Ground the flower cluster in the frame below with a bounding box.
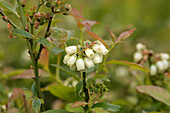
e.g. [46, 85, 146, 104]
[63, 40, 109, 71]
[133, 43, 169, 76]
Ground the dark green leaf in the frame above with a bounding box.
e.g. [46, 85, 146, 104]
[31, 82, 37, 97]
[11, 29, 33, 39]
[43, 109, 70, 113]
[51, 64, 80, 81]
[76, 81, 83, 100]
[86, 66, 95, 74]
[65, 103, 84, 112]
[32, 98, 41, 113]
[51, 47, 64, 56]
[106, 60, 149, 73]
[91, 102, 121, 112]
[48, 84, 76, 102]
[0, 1, 19, 17]
[136, 85, 170, 106]
[93, 75, 110, 82]
[37, 38, 51, 48]
[91, 108, 109, 113]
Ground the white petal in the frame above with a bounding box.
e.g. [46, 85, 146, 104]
[84, 58, 94, 68]
[134, 52, 143, 62]
[65, 46, 77, 54]
[76, 59, 85, 71]
[63, 54, 70, 64]
[93, 53, 102, 64]
[85, 48, 94, 58]
[67, 54, 77, 66]
[150, 65, 157, 76]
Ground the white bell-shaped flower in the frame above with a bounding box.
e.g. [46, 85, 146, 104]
[162, 60, 169, 70]
[150, 65, 157, 76]
[99, 44, 109, 55]
[65, 46, 77, 54]
[136, 43, 145, 51]
[67, 54, 77, 66]
[84, 58, 94, 68]
[76, 58, 85, 71]
[156, 61, 164, 72]
[92, 44, 100, 53]
[63, 54, 70, 64]
[134, 52, 143, 62]
[85, 48, 94, 58]
[92, 53, 103, 64]
[160, 53, 169, 60]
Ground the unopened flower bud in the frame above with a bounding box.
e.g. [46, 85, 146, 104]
[92, 53, 103, 64]
[85, 48, 94, 58]
[136, 43, 146, 51]
[65, 46, 77, 54]
[134, 52, 143, 62]
[143, 55, 148, 62]
[84, 58, 94, 68]
[65, 3, 71, 11]
[34, 21, 40, 29]
[76, 59, 85, 71]
[160, 53, 169, 60]
[156, 61, 164, 72]
[162, 60, 169, 70]
[67, 54, 77, 66]
[63, 54, 70, 64]
[150, 65, 157, 76]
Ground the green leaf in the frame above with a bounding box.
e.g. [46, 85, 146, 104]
[31, 82, 37, 97]
[11, 29, 33, 39]
[43, 109, 70, 113]
[51, 64, 80, 81]
[32, 98, 41, 113]
[93, 75, 110, 82]
[65, 103, 84, 112]
[91, 108, 109, 113]
[91, 102, 121, 112]
[0, 1, 19, 17]
[37, 38, 51, 48]
[50, 47, 64, 56]
[105, 60, 149, 73]
[136, 85, 170, 106]
[76, 81, 83, 100]
[35, 23, 48, 36]
[48, 84, 76, 102]
[71, 101, 88, 108]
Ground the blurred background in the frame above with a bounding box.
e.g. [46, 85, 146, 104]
[0, 0, 170, 112]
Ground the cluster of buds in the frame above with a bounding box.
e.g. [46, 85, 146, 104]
[44, 0, 71, 15]
[63, 40, 109, 71]
[133, 43, 169, 76]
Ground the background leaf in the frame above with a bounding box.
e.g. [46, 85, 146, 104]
[37, 38, 51, 49]
[48, 84, 76, 102]
[70, 101, 88, 108]
[50, 47, 64, 56]
[105, 60, 149, 73]
[136, 85, 170, 106]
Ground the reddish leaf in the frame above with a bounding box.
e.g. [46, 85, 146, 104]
[13, 69, 48, 79]
[106, 26, 116, 42]
[115, 28, 136, 44]
[165, 73, 170, 78]
[70, 7, 84, 22]
[80, 20, 100, 31]
[71, 101, 88, 108]
[39, 48, 49, 70]
[12, 88, 25, 99]
[85, 30, 108, 48]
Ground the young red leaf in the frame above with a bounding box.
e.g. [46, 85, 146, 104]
[85, 30, 108, 48]
[115, 28, 136, 44]
[106, 26, 116, 42]
[39, 48, 49, 70]
[70, 7, 84, 21]
[70, 101, 88, 108]
[81, 20, 100, 31]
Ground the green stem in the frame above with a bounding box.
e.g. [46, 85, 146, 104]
[82, 72, 89, 112]
[80, 29, 84, 46]
[56, 53, 62, 84]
